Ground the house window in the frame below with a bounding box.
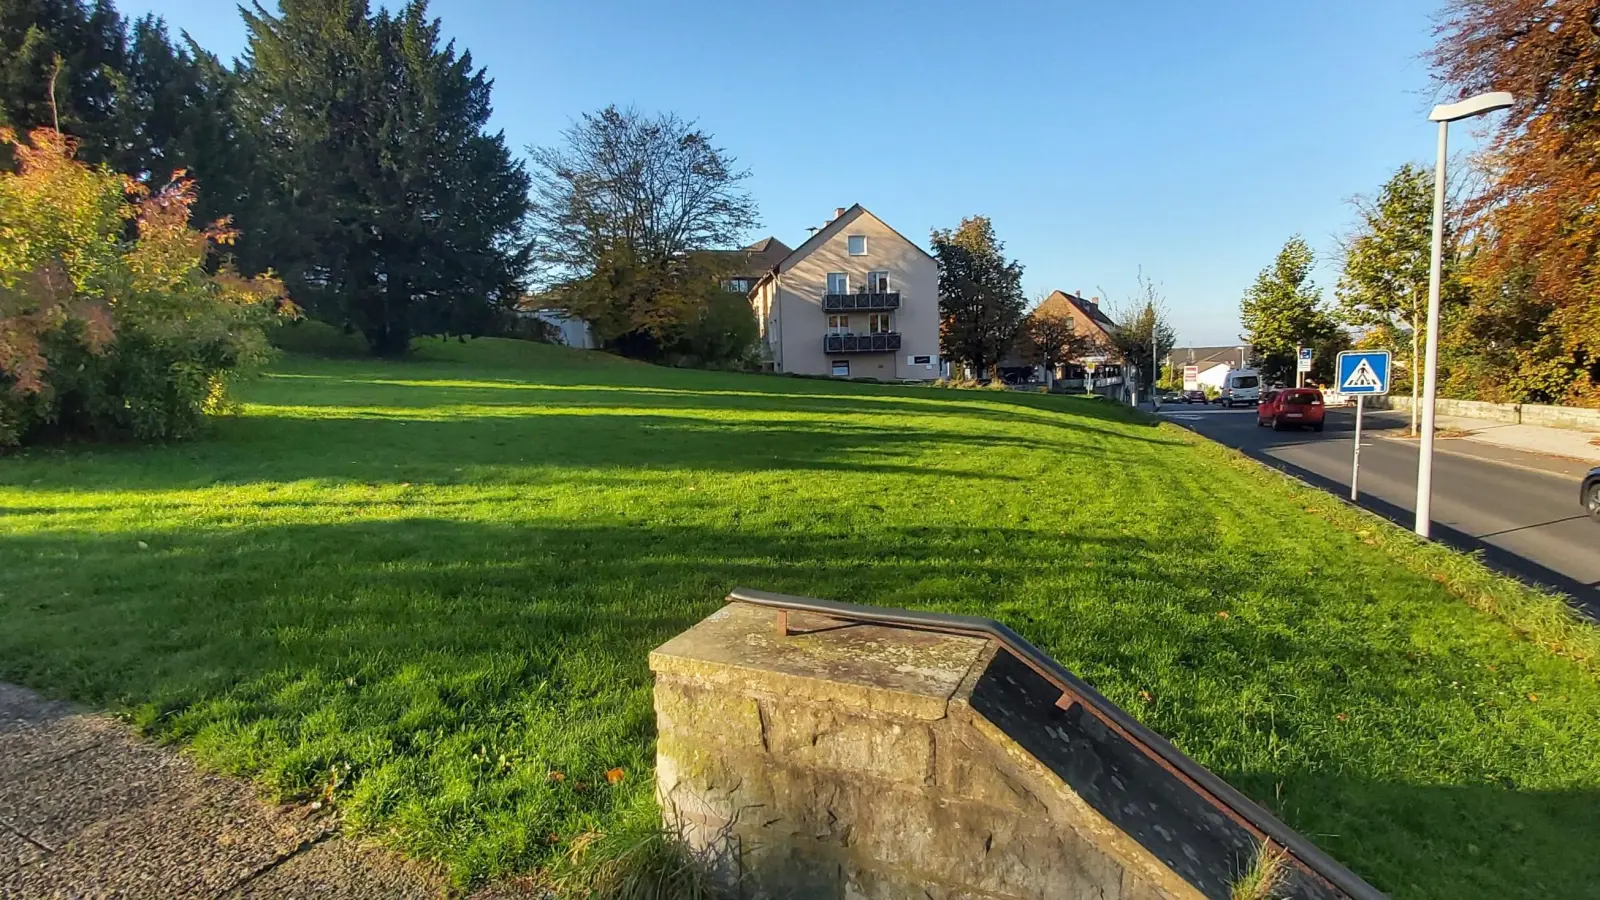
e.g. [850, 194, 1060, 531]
[827, 314, 850, 334]
[847, 235, 867, 256]
[827, 272, 848, 294]
[722, 277, 752, 293]
[868, 313, 893, 334]
[867, 270, 890, 292]
[831, 360, 850, 377]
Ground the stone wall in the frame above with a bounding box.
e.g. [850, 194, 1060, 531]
[1369, 395, 1600, 430]
[650, 603, 1364, 900]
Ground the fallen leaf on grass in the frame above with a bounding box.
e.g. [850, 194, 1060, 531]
[1138, 690, 1153, 703]
[1528, 694, 1539, 703]
[548, 770, 565, 783]
[1216, 610, 1231, 620]
[605, 767, 625, 784]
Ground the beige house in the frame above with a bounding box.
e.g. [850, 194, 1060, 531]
[748, 205, 940, 380]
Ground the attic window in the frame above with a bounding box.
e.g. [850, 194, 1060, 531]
[847, 235, 867, 256]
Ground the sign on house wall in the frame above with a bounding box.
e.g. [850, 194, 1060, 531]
[1182, 365, 1199, 391]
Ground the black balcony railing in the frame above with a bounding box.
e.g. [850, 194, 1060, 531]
[823, 292, 900, 312]
[824, 332, 902, 353]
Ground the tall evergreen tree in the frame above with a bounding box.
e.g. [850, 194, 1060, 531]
[240, 0, 531, 356]
[0, 0, 132, 167]
[1, 2, 255, 231]
[933, 215, 1025, 378]
[1240, 236, 1335, 385]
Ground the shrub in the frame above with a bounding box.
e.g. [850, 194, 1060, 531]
[0, 128, 290, 448]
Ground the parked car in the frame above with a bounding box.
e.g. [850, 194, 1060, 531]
[1218, 369, 1261, 407]
[1257, 387, 1325, 431]
[1180, 390, 1207, 404]
[1583, 467, 1600, 523]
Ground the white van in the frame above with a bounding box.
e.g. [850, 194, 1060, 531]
[1219, 369, 1261, 407]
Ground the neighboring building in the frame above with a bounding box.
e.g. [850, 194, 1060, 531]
[1167, 345, 1251, 390]
[707, 237, 791, 295]
[1000, 290, 1121, 383]
[516, 300, 599, 349]
[748, 205, 940, 380]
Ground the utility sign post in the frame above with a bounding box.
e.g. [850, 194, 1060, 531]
[1297, 346, 1313, 382]
[1336, 350, 1391, 501]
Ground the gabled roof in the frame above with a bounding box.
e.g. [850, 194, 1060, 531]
[1033, 290, 1117, 336]
[703, 236, 792, 278]
[752, 205, 935, 291]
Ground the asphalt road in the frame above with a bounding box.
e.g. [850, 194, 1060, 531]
[1159, 401, 1600, 614]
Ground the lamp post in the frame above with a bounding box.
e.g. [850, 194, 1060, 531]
[1414, 91, 1513, 538]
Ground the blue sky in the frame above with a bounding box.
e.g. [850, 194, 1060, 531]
[133, 0, 1464, 346]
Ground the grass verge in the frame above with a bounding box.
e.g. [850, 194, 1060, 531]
[1, 331, 1597, 898]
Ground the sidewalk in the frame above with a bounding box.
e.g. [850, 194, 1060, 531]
[1363, 407, 1600, 465]
[0, 683, 509, 899]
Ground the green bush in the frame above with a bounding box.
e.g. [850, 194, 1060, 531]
[0, 128, 288, 447]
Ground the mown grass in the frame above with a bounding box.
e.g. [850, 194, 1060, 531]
[2, 330, 1597, 898]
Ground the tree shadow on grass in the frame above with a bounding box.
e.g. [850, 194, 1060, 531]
[0, 516, 1595, 897]
[1, 405, 1140, 495]
[255, 363, 1178, 442]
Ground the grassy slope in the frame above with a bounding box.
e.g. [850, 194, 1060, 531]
[1, 332, 1596, 897]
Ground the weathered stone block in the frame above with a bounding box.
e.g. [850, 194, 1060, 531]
[650, 604, 989, 721]
[654, 678, 765, 749]
[652, 603, 1366, 900]
[761, 702, 934, 785]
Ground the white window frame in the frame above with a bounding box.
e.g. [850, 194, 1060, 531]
[827, 314, 850, 334]
[868, 313, 893, 334]
[826, 272, 848, 294]
[831, 360, 850, 377]
[847, 235, 867, 256]
[867, 270, 890, 292]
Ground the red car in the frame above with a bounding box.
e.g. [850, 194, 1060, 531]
[1257, 388, 1325, 431]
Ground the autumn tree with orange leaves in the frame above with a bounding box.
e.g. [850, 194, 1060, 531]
[1434, 0, 1600, 405]
[0, 128, 290, 447]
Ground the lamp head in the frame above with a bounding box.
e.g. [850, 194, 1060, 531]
[1429, 92, 1514, 123]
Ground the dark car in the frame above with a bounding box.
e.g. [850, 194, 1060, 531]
[1180, 390, 1207, 404]
[1583, 467, 1600, 523]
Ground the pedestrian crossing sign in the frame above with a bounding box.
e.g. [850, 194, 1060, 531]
[1336, 350, 1390, 395]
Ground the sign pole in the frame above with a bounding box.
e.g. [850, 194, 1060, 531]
[1350, 396, 1364, 501]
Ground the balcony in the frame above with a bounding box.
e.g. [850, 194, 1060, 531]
[824, 332, 902, 354]
[823, 292, 900, 312]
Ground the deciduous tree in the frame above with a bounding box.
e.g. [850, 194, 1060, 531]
[1337, 164, 1465, 431]
[1105, 271, 1176, 399]
[1018, 302, 1092, 389]
[933, 215, 1025, 378]
[1434, 0, 1600, 404]
[527, 105, 758, 361]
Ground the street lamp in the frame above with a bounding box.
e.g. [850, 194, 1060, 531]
[1415, 91, 1513, 538]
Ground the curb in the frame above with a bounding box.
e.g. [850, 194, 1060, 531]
[1367, 432, 1588, 482]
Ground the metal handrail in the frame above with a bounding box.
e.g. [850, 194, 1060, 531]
[726, 587, 1387, 900]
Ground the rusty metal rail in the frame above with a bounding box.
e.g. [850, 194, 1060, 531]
[728, 587, 1387, 900]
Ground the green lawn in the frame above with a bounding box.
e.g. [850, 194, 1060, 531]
[2, 333, 1597, 898]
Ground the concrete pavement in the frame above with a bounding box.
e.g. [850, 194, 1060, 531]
[0, 683, 463, 899]
[1159, 402, 1600, 615]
